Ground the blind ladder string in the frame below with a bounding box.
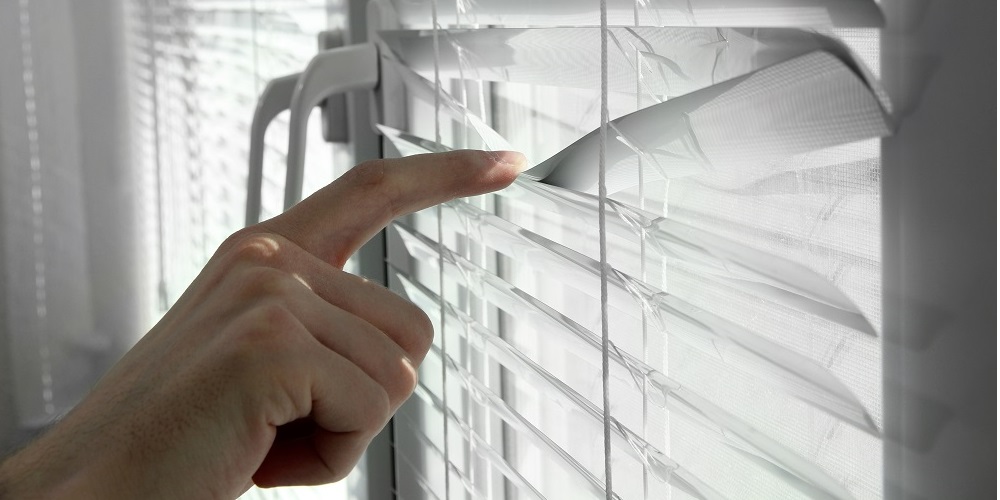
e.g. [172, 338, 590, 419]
[453, 4, 481, 491]
[599, 1, 613, 499]
[633, 2, 651, 500]
[430, 1, 450, 499]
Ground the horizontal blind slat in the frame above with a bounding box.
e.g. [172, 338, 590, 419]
[414, 350, 619, 500]
[387, 0, 884, 28]
[390, 216, 877, 436]
[385, 124, 876, 331]
[422, 345, 727, 500]
[383, 131, 878, 337]
[400, 387, 549, 500]
[382, 27, 859, 96]
[393, 267, 855, 500]
[391, 50, 890, 194]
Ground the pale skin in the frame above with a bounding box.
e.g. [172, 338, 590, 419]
[0, 150, 526, 499]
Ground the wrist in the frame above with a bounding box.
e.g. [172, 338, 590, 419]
[0, 434, 112, 499]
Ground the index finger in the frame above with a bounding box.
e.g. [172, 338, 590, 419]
[262, 150, 526, 267]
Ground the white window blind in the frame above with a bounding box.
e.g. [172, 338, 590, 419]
[376, 1, 889, 499]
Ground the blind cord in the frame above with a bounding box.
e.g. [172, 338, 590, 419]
[633, 3, 651, 500]
[430, 2, 450, 499]
[599, 0, 612, 499]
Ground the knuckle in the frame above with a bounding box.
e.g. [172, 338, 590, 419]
[220, 302, 313, 421]
[225, 303, 305, 378]
[231, 300, 301, 349]
[221, 306, 292, 371]
[254, 300, 301, 334]
[364, 386, 392, 433]
[327, 466, 351, 484]
[349, 159, 387, 192]
[223, 231, 288, 269]
[217, 227, 254, 254]
[393, 356, 419, 399]
[235, 266, 300, 300]
[322, 436, 369, 482]
[403, 303, 435, 355]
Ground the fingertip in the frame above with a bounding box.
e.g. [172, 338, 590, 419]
[487, 150, 528, 173]
[474, 150, 526, 193]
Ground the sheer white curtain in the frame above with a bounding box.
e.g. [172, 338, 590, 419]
[0, 0, 140, 449]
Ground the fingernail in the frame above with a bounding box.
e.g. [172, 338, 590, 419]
[488, 150, 528, 173]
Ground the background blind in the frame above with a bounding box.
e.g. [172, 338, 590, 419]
[123, 0, 353, 320]
[378, 1, 888, 499]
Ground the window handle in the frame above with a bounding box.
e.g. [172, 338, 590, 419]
[284, 42, 380, 211]
[246, 72, 300, 226]
[245, 40, 380, 225]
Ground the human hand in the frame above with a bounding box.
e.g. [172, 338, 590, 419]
[0, 150, 526, 499]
